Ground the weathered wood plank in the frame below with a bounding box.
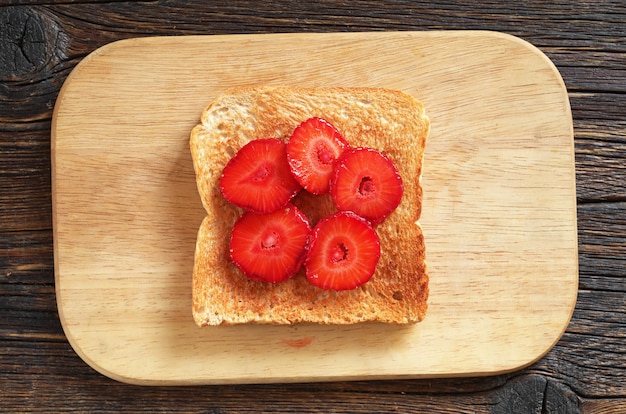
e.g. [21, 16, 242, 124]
[577, 202, 626, 290]
[0, 128, 52, 232]
[0, 368, 583, 413]
[0, 229, 53, 280]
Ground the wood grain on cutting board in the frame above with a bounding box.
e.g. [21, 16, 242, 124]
[51, 31, 577, 385]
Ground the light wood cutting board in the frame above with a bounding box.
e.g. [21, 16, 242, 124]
[52, 31, 578, 385]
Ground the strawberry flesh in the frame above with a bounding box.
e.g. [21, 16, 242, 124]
[304, 211, 380, 291]
[331, 147, 403, 225]
[229, 204, 311, 283]
[220, 138, 302, 214]
[287, 117, 349, 194]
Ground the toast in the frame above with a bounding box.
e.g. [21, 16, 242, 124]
[190, 86, 430, 326]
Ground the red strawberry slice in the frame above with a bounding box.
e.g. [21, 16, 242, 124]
[220, 138, 302, 214]
[229, 204, 311, 283]
[286, 117, 349, 194]
[304, 211, 380, 291]
[331, 147, 403, 225]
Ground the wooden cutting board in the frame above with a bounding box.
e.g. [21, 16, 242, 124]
[52, 31, 578, 385]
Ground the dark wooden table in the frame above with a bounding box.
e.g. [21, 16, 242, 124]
[2, 1, 624, 412]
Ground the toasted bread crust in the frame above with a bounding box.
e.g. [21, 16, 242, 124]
[190, 86, 430, 326]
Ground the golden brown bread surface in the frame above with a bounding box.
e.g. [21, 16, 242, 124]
[190, 86, 430, 326]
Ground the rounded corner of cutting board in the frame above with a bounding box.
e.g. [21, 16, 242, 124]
[57, 318, 164, 386]
[442, 30, 571, 101]
[54, 288, 141, 385]
[52, 39, 126, 139]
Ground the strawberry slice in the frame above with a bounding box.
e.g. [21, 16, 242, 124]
[220, 138, 302, 214]
[286, 117, 349, 194]
[330, 147, 403, 225]
[304, 211, 380, 291]
[229, 204, 311, 283]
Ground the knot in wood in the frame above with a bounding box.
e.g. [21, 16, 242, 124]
[0, 7, 54, 81]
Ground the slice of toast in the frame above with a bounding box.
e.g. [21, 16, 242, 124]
[190, 86, 430, 326]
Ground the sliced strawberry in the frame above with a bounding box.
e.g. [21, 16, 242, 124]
[331, 147, 403, 225]
[286, 117, 349, 194]
[220, 138, 302, 213]
[229, 204, 311, 283]
[304, 211, 380, 291]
